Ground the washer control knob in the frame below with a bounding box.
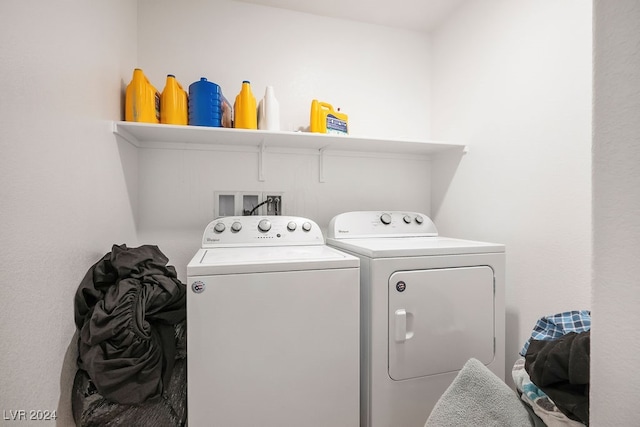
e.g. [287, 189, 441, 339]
[415, 215, 424, 224]
[380, 213, 392, 225]
[231, 221, 242, 232]
[403, 215, 412, 224]
[214, 222, 226, 233]
[302, 222, 312, 232]
[258, 219, 271, 232]
[287, 221, 297, 231]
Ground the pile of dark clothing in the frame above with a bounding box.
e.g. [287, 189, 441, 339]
[513, 310, 591, 426]
[72, 244, 187, 427]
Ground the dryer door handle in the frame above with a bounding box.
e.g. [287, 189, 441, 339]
[394, 309, 414, 342]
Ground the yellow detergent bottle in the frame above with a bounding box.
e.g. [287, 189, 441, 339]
[125, 68, 160, 123]
[160, 74, 188, 125]
[310, 99, 348, 134]
[234, 80, 257, 129]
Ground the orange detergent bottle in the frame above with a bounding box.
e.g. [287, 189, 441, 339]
[125, 68, 160, 123]
[234, 81, 257, 129]
[160, 74, 188, 125]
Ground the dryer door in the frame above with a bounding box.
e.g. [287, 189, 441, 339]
[388, 266, 494, 380]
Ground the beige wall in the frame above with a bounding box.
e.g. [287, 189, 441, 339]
[592, 0, 640, 424]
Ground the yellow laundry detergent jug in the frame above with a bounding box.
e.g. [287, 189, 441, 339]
[125, 68, 160, 123]
[160, 74, 188, 125]
[310, 99, 348, 134]
[234, 80, 257, 129]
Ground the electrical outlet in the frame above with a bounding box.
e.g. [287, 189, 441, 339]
[265, 194, 283, 216]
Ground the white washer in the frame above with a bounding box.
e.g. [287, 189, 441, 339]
[187, 216, 360, 427]
[326, 211, 505, 427]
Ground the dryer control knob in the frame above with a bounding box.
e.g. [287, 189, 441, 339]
[231, 221, 242, 232]
[415, 215, 424, 224]
[302, 221, 312, 232]
[403, 215, 412, 224]
[287, 221, 297, 231]
[214, 222, 226, 233]
[380, 213, 392, 225]
[258, 219, 271, 232]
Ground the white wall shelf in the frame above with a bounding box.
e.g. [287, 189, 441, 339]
[113, 121, 466, 182]
[114, 121, 465, 154]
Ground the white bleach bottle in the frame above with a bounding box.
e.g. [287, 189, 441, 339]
[257, 86, 280, 131]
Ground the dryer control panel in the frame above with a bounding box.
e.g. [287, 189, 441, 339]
[328, 211, 438, 239]
[202, 216, 324, 248]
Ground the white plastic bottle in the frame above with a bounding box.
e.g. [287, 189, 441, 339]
[257, 86, 280, 131]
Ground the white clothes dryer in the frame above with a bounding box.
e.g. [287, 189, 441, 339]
[187, 216, 360, 427]
[326, 211, 505, 427]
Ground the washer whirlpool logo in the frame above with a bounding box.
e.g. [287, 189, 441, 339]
[192, 281, 206, 294]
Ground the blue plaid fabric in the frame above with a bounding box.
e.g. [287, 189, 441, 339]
[520, 310, 591, 356]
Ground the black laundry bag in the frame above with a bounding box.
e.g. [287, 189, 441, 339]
[72, 321, 187, 427]
[72, 244, 187, 426]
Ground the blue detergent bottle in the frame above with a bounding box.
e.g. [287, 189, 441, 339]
[188, 77, 223, 127]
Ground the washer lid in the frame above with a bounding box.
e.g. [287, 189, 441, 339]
[326, 236, 504, 258]
[187, 245, 359, 275]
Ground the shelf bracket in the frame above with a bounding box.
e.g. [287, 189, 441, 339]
[319, 147, 326, 183]
[258, 139, 266, 182]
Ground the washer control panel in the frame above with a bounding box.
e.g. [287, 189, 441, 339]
[202, 216, 323, 247]
[327, 211, 438, 239]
